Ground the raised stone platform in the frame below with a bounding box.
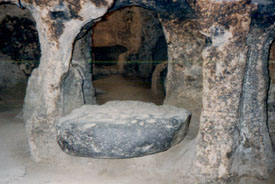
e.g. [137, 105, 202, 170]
[56, 101, 191, 159]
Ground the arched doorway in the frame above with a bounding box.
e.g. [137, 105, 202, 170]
[91, 6, 168, 105]
[0, 3, 40, 108]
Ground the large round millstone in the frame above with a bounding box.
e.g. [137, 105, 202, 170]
[56, 101, 191, 159]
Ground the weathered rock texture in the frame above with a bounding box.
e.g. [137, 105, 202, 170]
[233, 24, 274, 180]
[157, 13, 205, 144]
[162, 19, 205, 105]
[0, 4, 39, 88]
[0, 0, 272, 183]
[61, 30, 96, 115]
[151, 61, 168, 97]
[268, 41, 275, 149]
[195, 0, 274, 182]
[21, 0, 114, 161]
[0, 15, 40, 61]
[57, 101, 191, 158]
[0, 56, 27, 89]
[0, 3, 32, 27]
[0, 4, 40, 61]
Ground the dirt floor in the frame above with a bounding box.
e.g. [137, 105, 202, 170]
[93, 75, 164, 105]
[93, 75, 200, 139]
[0, 78, 185, 184]
[0, 102, 183, 184]
[0, 75, 274, 184]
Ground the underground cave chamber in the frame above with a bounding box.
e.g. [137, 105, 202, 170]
[0, 0, 274, 183]
[0, 4, 170, 110]
[91, 6, 168, 105]
[0, 4, 203, 157]
[0, 3, 40, 104]
[55, 6, 193, 159]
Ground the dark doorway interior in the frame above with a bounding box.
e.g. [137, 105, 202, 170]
[91, 6, 168, 105]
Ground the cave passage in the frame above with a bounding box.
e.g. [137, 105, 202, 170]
[91, 6, 168, 105]
[0, 3, 40, 106]
[93, 75, 164, 105]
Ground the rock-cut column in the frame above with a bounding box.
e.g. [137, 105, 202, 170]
[21, 0, 114, 161]
[195, 0, 264, 181]
[161, 19, 205, 106]
[231, 14, 275, 181]
[195, 0, 275, 182]
[61, 30, 96, 115]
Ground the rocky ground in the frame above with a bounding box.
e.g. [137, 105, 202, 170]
[0, 76, 274, 184]
[0, 106, 180, 184]
[0, 80, 183, 184]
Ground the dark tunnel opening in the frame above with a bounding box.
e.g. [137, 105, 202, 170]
[91, 6, 168, 105]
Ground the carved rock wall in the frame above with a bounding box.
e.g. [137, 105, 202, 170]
[0, 57, 27, 89]
[195, 0, 274, 182]
[0, 4, 40, 61]
[0, 0, 273, 183]
[159, 19, 205, 139]
[0, 4, 39, 88]
[61, 31, 96, 115]
[162, 19, 205, 105]
[268, 41, 275, 149]
[21, 0, 114, 161]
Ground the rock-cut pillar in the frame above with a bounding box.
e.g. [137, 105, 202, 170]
[61, 30, 96, 115]
[194, 0, 271, 181]
[231, 16, 275, 180]
[21, 0, 113, 161]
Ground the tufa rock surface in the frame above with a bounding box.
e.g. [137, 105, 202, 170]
[0, 56, 27, 89]
[56, 101, 191, 158]
[21, 0, 114, 161]
[0, 15, 40, 61]
[3, 0, 271, 182]
[268, 41, 275, 149]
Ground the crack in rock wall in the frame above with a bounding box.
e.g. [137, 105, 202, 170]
[268, 41, 275, 150]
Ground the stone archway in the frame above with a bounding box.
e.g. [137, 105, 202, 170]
[91, 6, 167, 81]
[0, 3, 40, 103]
[1, 0, 273, 183]
[16, 0, 205, 167]
[90, 5, 169, 105]
[20, 0, 114, 161]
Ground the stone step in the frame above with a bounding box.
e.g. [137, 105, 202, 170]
[56, 101, 191, 159]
